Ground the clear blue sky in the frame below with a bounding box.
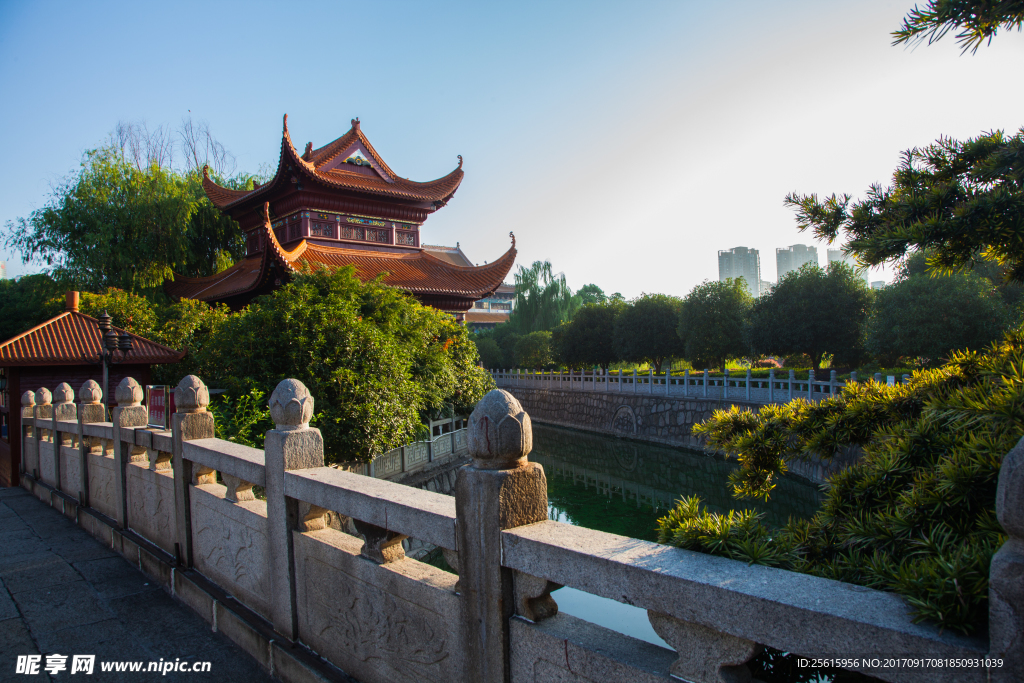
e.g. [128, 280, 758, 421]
[2, 1, 1022, 296]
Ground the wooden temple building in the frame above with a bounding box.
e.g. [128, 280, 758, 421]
[0, 292, 184, 487]
[165, 116, 516, 319]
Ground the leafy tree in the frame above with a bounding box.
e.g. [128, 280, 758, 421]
[612, 294, 684, 373]
[678, 279, 753, 371]
[893, 0, 1024, 53]
[506, 261, 581, 333]
[747, 263, 871, 370]
[577, 283, 607, 305]
[189, 266, 493, 462]
[865, 271, 1008, 365]
[0, 274, 64, 342]
[489, 324, 522, 368]
[74, 289, 159, 338]
[664, 330, 1024, 634]
[552, 301, 624, 370]
[473, 336, 503, 369]
[514, 330, 554, 369]
[3, 120, 259, 294]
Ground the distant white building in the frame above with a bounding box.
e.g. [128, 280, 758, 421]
[871, 280, 886, 290]
[776, 244, 818, 280]
[719, 247, 762, 296]
[827, 248, 869, 284]
[0, 261, 6, 280]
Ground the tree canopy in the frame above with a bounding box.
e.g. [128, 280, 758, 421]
[893, 0, 1024, 53]
[552, 301, 624, 370]
[505, 261, 581, 334]
[613, 294, 684, 373]
[186, 267, 492, 463]
[3, 120, 258, 295]
[865, 271, 1007, 365]
[677, 279, 752, 371]
[785, 129, 1024, 283]
[747, 263, 871, 370]
[577, 283, 607, 305]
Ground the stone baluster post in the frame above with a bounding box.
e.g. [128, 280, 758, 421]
[618, 368, 623, 393]
[723, 368, 729, 400]
[456, 389, 547, 683]
[20, 391, 35, 477]
[788, 369, 795, 400]
[76, 380, 104, 505]
[874, 372, 882, 384]
[632, 368, 637, 394]
[666, 367, 671, 395]
[902, 373, 910, 385]
[50, 383, 76, 492]
[34, 388, 52, 482]
[830, 370, 837, 396]
[682, 369, 689, 397]
[112, 378, 148, 529]
[265, 379, 325, 641]
[172, 375, 215, 568]
[703, 369, 709, 398]
[989, 436, 1024, 680]
[649, 367, 654, 394]
[745, 369, 751, 402]
[808, 368, 815, 400]
[850, 370, 857, 384]
[769, 368, 775, 403]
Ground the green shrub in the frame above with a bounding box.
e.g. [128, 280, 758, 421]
[657, 329, 1024, 634]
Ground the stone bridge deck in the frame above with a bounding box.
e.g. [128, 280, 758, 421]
[0, 487, 300, 682]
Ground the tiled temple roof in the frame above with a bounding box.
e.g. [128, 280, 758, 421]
[201, 116, 464, 210]
[0, 311, 185, 367]
[165, 205, 516, 305]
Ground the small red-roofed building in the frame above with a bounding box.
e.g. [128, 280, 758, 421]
[0, 292, 184, 487]
[166, 116, 516, 319]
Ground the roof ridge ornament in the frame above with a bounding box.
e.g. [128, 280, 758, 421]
[351, 117, 360, 131]
[510, 231, 516, 248]
[458, 155, 463, 169]
[303, 142, 313, 161]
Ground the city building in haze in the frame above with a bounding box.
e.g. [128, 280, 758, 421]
[719, 247, 762, 296]
[827, 248, 869, 284]
[776, 244, 818, 280]
[871, 281, 886, 290]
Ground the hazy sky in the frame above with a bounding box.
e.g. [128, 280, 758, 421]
[2, 1, 1022, 297]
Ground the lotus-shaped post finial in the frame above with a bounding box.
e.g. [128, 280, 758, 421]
[269, 379, 314, 430]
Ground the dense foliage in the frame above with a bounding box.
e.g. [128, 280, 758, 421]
[865, 271, 1008, 365]
[0, 274, 65, 341]
[513, 331, 554, 369]
[612, 294, 684, 373]
[659, 330, 1024, 633]
[748, 262, 872, 369]
[184, 267, 492, 463]
[678, 279, 752, 371]
[552, 301, 625, 370]
[3, 146, 255, 294]
[505, 260, 581, 334]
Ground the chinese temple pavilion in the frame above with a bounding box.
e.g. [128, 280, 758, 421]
[164, 116, 516, 318]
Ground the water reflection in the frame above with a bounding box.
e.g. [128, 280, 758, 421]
[531, 423, 823, 652]
[532, 423, 822, 543]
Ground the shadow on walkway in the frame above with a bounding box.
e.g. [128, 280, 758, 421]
[0, 487, 276, 682]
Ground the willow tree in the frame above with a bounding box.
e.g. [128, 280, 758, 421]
[506, 260, 581, 334]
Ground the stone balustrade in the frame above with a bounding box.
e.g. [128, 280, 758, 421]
[492, 368, 914, 405]
[14, 374, 1022, 683]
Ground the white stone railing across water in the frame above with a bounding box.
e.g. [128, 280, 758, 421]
[491, 367, 913, 404]
[14, 375, 1022, 683]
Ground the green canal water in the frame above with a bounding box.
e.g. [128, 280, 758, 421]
[529, 424, 824, 654]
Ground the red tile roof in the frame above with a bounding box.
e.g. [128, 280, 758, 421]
[422, 244, 474, 268]
[0, 311, 185, 367]
[201, 115, 464, 210]
[165, 204, 517, 305]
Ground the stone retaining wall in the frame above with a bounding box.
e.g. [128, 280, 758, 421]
[503, 385, 857, 485]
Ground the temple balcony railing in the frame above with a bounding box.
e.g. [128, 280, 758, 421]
[13, 375, 1022, 683]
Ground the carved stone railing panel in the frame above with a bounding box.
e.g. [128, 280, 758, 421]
[648, 611, 762, 683]
[405, 441, 429, 469]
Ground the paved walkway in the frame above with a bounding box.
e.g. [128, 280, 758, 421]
[0, 487, 276, 682]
